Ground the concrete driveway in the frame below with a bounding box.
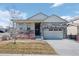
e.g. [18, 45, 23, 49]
[45, 39, 79, 56]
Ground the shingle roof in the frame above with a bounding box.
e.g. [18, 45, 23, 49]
[13, 12, 68, 23]
[44, 15, 68, 22]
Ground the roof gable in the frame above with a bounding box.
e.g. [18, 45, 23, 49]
[27, 13, 48, 21]
[44, 15, 68, 22]
[70, 17, 79, 23]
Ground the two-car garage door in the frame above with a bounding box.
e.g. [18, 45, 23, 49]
[44, 30, 63, 39]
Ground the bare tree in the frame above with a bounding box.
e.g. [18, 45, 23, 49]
[8, 9, 21, 44]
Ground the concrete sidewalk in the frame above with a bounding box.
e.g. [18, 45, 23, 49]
[45, 39, 79, 56]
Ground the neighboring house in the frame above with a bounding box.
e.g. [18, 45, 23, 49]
[12, 13, 68, 39]
[67, 18, 79, 36]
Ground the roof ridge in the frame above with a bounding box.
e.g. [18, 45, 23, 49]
[27, 12, 48, 20]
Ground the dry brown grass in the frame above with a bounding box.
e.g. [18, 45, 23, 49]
[0, 41, 57, 55]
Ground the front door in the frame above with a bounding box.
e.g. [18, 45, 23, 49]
[35, 23, 41, 36]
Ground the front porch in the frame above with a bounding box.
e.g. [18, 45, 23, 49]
[13, 20, 43, 39]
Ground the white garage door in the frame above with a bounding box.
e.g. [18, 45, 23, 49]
[44, 31, 63, 39]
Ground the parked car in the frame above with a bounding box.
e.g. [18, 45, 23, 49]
[0, 30, 5, 33]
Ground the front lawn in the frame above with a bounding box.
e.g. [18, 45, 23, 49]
[0, 41, 57, 55]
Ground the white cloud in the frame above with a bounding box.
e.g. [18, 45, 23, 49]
[0, 9, 27, 28]
[50, 3, 64, 8]
[61, 16, 73, 21]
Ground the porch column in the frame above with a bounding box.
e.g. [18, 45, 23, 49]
[41, 22, 44, 40]
[63, 27, 67, 39]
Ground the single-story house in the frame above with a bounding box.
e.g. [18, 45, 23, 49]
[12, 13, 68, 39]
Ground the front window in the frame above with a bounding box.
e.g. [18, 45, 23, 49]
[27, 27, 30, 31]
[59, 28, 62, 31]
[20, 27, 23, 30]
[49, 27, 53, 31]
[54, 28, 58, 31]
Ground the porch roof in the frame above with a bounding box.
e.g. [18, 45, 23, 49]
[12, 20, 44, 23]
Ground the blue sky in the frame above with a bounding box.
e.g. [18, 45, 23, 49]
[0, 3, 79, 27]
